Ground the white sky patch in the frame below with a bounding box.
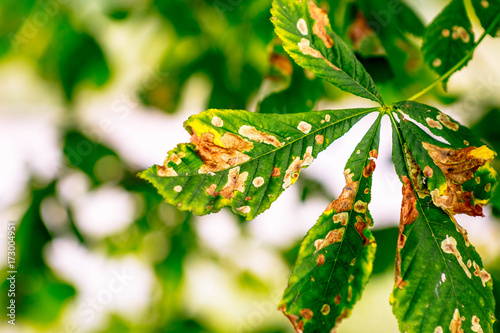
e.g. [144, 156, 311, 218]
[72, 185, 136, 238]
[45, 238, 154, 332]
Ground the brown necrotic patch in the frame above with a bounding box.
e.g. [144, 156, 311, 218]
[333, 212, 348, 225]
[238, 125, 283, 147]
[279, 305, 304, 333]
[441, 235, 471, 278]
[314, 227, 345, 252]
[300, 308, 313, 320]
[271, 52, 293, 76]
[473, 261, 491, 287]
[315, 135, 324, 144]
[271, 167, 281, 177]
[157, 165, 178, 177]
[363, 150, 378, 178]
[192, 132, 252, 173]
[449, 308, 464, 333]
[308, 1, 334, 48]
[219, 167, 248, 199]
[317, 254, 326, 266]
[324, 169, 359, 213]
[355, 216, 370, 246]
[334, 294, 341, 305]
[395, 176, 419, 289]
[422, 142, 495, 216]
[426, 117, 443, 129]
[437, 113, 459, 131]
[321, 304, 330, 315]
[471, 315, 482, 333]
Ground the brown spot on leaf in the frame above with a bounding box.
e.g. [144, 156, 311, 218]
[355, 216, 369, 246]
[297, 38, 340, 70]
[364, 188, 369, 194]
[157, 165, 178, 177]
[441, 236, 471, 278]
[450, 308, 464, 333]
[395, 176, 418, 288]
[434, 326, 444, 333]
[324, 169, 359, 213]
[437, 113, 459, 131]
[350, 258, 356, 265]
[426, 117, 443, 129]
[271, 167, 281, 177]
[206, 184, 217, 196]
[485, 183, 491, 192]
[314, 227, 345, 252]
[192, 132, 253, 172]
[401, 176, 419, 225]
[354, 200, 367, 213]
[279, 305, 304, 333]
[283, 157, 303, 189]
[363, 159, 376, 178]
[174, 185, 182, 193]
[237, 206, 250, 214]
[298, 121, 312, 134]
[422, 143, 496, 216]
[471, 315, 483, 333]
[473, 261, 491, 287]
[333, 212, 348, 225]
[238, 125, 282, 147]
[317, 254, 326, 266]
[211, 116, 223, 127]
[297, 18, 309, 36]
[300, 308, 313, 320]
[424, 166, 433, 177]
[315, 134, 324, 144]
[253, 177, 265, 187]
[219, 167, 249, 199]
[334, 294, 341, 305]
[308, 1, 334, 47]
[321, 304, 330, 315]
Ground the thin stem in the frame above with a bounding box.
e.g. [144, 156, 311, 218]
[408, 13, 500, 101]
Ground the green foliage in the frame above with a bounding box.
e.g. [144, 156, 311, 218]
[140, 0, 500, 332]
[422, 0, 474, 87]
[139, 107, 378, 219]
[271, 0, 383, 104]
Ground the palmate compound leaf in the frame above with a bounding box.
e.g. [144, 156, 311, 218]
[279, 115, 381, 333]
[139, 107, 379, 220]
[392, 101, 498, 217]
[271, 0, 384, 105]
[422, 0, 475, 86]
[390, 115, 496, 333]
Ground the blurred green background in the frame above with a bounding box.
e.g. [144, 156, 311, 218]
[0, 0, 500, 332]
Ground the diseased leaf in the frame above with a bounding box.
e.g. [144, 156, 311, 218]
[390, 121, 496, 333]
[392, 101, 497, 217]
[271, 0, 384, 104]
[279, 115, 381, 332]
[139, 107, 378, 220]
[256, 40, 324, 114]
[422, 0, 474, 86]
[471, 0, 500, 37]
[356, 0, 422, 81]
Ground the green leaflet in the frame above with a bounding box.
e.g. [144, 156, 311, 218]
[422, 0, 474, 86]
[471, 0, 500, 37]
[270, 0, 384, 105]
[356, 0, 422, 81]
[390, 120, 496, 333]
[256, 41, 324, 114]
[139, 107, 378, 220]
[279, 115, 381, 332]
[391, 101, 497, 217]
